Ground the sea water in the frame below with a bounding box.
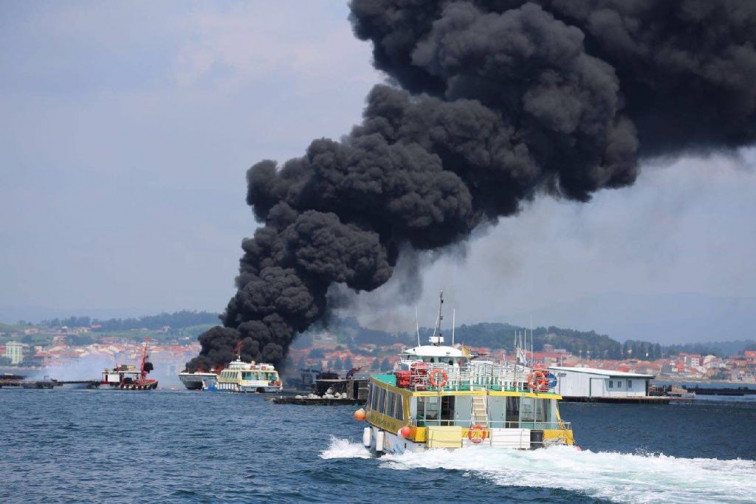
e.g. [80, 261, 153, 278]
[1, 389, 754, 503]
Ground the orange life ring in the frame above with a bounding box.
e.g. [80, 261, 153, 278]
[468, 424, 487, 444]
[428, 369, 448, 388]
[527, 370, 549, 391]
[274, 380, 282, 386]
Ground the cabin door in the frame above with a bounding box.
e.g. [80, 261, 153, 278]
[440, 396, 455, 425]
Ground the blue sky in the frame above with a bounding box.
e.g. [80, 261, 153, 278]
[1, 2, 755, 343]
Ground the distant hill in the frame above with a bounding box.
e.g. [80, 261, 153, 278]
[4, 304, 754, 358]
[306, 316, 754, 358]
[37, 311, 221, 331]
[509, 292, 756, 345]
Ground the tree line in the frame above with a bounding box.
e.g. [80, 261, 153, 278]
[39, 311, 220, 331]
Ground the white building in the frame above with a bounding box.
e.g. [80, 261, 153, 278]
[5, 341, 30, 365]
[549, 366, 655, 399]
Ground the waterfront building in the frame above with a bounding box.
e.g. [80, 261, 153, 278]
[5, 341, 30, 365]
[549, 366, 655, 401]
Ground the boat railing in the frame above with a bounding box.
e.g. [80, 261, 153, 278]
[399, 361, 541, 392]
[411, 417, 571, 432]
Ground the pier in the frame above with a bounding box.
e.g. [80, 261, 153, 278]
[559, 396, 693, 404]
[0, 378, 100, 389]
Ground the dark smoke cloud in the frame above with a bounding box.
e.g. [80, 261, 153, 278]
[188, 0, 756, 370]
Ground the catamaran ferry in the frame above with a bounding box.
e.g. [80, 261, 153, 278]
[356, 294, 574, 454]
[212, 357, 283, 393]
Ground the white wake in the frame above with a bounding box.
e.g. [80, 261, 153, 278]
[321, 439, 756, 503]
[320, 436, 372, 459]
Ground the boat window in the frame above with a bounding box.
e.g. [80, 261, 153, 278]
[370, 386, 376, 410]
[366, 384, 373, 410]
[417, 396, 439, 426]
[608, 380, 613, 388]
[387, 392, 396, 418]
[617, 380, 622, 388]
[394, 395, 404, 420]
[378, 388, 386, 415]
[242, 372, 250, 380]
[628, 380, 632, 387]
[520, 398, 547, 423]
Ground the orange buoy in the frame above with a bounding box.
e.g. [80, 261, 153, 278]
[353, 408, 366, 421]
[399, 426, 412, 437]
[428, 368, 448, 388]
[468, 424, 487, 444]
[527, 370, 547, 391]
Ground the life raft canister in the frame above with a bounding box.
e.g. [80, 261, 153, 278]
[468, 424, 487, 444]
[428, 368, 448, 388]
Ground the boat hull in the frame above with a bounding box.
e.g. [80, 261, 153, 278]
[366, 424, 572, 454]
[179, 372, 217, 390]
[213, 382, 282, 393]
[97, 380, 158, 390]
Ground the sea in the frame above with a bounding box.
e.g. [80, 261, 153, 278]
[1, 389, 754, 504]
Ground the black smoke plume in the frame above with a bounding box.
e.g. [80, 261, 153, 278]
[187, 0, 756, 371]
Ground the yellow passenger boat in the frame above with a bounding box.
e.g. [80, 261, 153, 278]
[356, 294, 574, 454]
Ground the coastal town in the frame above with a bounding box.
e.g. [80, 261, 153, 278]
[2, 321, 755, 387]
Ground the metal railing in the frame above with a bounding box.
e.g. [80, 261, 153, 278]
[411, 417, 571, 431]
[396, 361, 545, 392]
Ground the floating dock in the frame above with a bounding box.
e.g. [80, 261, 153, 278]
[268, 396, 363, 405]
[0, 378, 55, 389]
[0, 378, 101, 389]
[560, 396, 692, 404]
[269, 377, 368, 406]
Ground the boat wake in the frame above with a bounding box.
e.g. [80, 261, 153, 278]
[321, 439, 755, 503]
[320, 437, 372, 459]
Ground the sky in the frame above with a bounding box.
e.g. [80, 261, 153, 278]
[1, 2, 755, 343]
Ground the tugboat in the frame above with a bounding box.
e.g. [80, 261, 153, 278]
[99, 339, 158, 390]
[355, 292, 575, 454]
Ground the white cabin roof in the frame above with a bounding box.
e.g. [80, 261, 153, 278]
[400, 345, 467, 358]
[549, 366, 655, 379]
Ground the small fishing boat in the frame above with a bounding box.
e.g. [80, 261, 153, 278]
[355, 292, 575, 454]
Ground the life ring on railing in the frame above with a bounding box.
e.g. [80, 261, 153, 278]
[527, 370, 549, 392]
[428, 369, 448, 388]
[273, 380, 282, 386]
[468, 424, 487, 444]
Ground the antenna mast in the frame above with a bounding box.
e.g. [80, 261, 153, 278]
[452, 308, 456, 345]
[430, 290, 444, 346]
[415, 308, 421, 346]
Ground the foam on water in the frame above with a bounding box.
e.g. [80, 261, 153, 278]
[320, 440, 756, 503]
[320, 436, 372, 459]
[380, 445, 756, 504]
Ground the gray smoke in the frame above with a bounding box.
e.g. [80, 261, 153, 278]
[188, 0, 756, 371]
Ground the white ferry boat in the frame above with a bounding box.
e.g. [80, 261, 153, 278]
[356, 293, 574, 454]
[212, 357, 283, 393]
[178, 370, 218, 391]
